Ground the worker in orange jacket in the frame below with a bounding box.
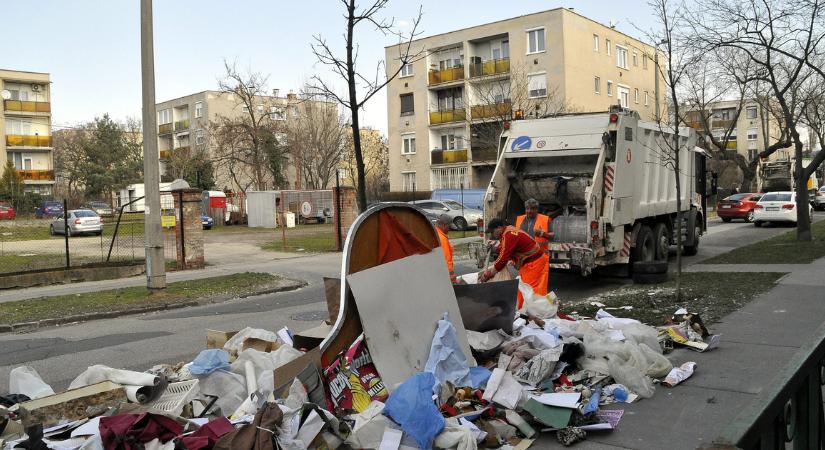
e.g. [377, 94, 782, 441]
[435, 214, 459, 284]
[515, 198, 553, 251]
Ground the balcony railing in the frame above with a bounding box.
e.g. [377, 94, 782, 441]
[726, 141, 737, 150]
[713, 119, 735, 129]
[4, 100, 50, 113]
[469, 58, 510, 78]
[159, 150, 171, 159]
[17, 170, 54, 181]
[471, 147, 498, 162]
[6, 135, 52, 147]
[174, 119, 190, 131]
[159, 123, 173, 134]
[431, 148, 468, 165]
[428, 67, 465, 86]
[471, 100, 512, 120]
[429, 108, 466, 125]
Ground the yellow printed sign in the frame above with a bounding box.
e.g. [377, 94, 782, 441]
[161, 215, 176, 228]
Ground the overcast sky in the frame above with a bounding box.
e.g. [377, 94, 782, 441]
[1, 1, 659, 135]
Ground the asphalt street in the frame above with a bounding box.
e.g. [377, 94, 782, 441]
[0, 214, 820, 392]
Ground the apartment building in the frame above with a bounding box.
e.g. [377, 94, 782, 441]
[155, 90, 321, 192]
[385, 8, 665, 192]
[0, 69, 55, 195]
[684, 99, 786, 162]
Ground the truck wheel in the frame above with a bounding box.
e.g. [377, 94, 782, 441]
[633, 271, 669, 284]
[453, 217, 468, 231]
[633, 261, 668, 275]
[682, 224, 701, 256]
[653, 223, 670, 262]
[632, 225, 656, 263]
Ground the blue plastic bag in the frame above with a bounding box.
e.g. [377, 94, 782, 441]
[468, 366, 492, 389]
[384, 372, 445, 450]
[189, 349, 231, 376]
[424, 313, 472, 389]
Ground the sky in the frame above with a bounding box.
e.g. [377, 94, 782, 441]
[1, 0, 659, 135]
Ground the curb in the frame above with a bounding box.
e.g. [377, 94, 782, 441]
[1, 278, 307, 333]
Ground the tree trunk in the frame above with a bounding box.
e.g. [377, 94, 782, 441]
[794, 140, 812, 241]
[346, 0, 368, 213]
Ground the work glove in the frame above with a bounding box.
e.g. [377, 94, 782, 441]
[478, 267, 496, 283]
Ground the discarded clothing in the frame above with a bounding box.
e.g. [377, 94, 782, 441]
[214, 402, 283, 450]
[99, 413, 182, 450]
[425, 313, 473, 389]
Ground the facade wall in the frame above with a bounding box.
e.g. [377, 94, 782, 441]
[0, 69, 55, 195]
[385, 8, 664, 193]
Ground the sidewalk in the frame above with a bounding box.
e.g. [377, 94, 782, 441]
[576, 257, 825, 449]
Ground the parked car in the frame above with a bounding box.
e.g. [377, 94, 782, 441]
[717, 193, 762, 223]
[409, 199, 483, 230]
[36, 201, 64, 219]
[202, 214, 214, 230]
[83, 201, 114, 217]
[49, 209, 103, 236]
[0, 205, 15, 220]
[753, 191, 813, 227]
[814, 186, 825, 211]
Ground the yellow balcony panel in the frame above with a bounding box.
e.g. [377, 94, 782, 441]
[6, 135, 52, 147]
[4, 100, 51, 113]
[428, 67, 465, 86]
[469, 58, 510, 78]
[159, 150, 171, 159]
[429, 109, 466, 125]
[174, 119, 190, 131]
[713, 119, 735, 129]
[17, 170, 55, 181]
[159, 123, 173, 134]
[431, 148, 468, 165]
[471, 101, 512, 120]
[726, 141, 737, 150]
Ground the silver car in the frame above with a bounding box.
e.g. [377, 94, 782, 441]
[50, 209, 103, 236]
[84, 201, 114, 217]
[815, 186, 825, 211]
[409, 199, 483, 230]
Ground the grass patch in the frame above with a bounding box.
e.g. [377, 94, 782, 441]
[0, 272, 283, 325]
[702, 220, 825, 264]
[262, 232, 337, 253]
[569, 272, 786, 325]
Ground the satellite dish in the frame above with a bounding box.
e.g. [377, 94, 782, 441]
[0, 90, 10, 100]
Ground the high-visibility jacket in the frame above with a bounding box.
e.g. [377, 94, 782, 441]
[437, 227, 457, 283]
[516, 213, 551, 248]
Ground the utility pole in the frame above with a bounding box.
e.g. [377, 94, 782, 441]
[140, 0, 166, 290]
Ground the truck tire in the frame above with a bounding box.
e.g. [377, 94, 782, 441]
[633, 261, 668, 275]
[682, 224, 701, 256]
[653, 223, 670, 262]
[632, 225, 656, 263]
[633, 271, 669, 284]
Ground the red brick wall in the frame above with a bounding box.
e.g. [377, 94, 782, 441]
[332, 187, 359, 250]
[173, 189, 205, 269]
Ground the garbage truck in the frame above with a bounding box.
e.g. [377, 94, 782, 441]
[482, 106, 704, 277]
[757, 159, 794, 193]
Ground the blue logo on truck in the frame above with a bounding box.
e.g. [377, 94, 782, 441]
[511, 136, 532, 151]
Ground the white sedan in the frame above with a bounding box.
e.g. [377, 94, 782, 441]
[753, 191, 813, 227]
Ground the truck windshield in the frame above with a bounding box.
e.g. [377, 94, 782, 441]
[761, 194, 792, 202]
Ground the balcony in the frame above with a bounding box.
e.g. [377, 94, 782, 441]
[17, 170, 55, 182]
[469, 58, 510, 78]
[429, 109, 466, 125]
[6, 135, 52, 147]
[159, 123, 173, 134]
[471, 147, 498, 162]
[159, 150, 171, 159]
[726, 141, 737, 150]
[428, 67, 465, 86]
[4, 100, 50, 113]
[471, 100, 512, 120]
[174, 119, 190, 131]
[431, 148, 468, 165]
[713, 119, 735, 129]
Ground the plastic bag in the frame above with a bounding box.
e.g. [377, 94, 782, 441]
[222, 327, 281, 355]
[9, 366, 54, 399]
[619, 323, 663, 355]
[425, 313, 472, 389]
[607, 355, 655, 398]
[383, 372, 445, 450]
[190, 349, 231, 376]
[517, 281, 558, 319]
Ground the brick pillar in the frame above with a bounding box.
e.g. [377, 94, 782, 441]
[332, 187, 359, 250]
[173, 188, 205, 269]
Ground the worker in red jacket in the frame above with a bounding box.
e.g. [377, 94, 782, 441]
[515, 198, 552, 251]
[479, 218, 549, 308]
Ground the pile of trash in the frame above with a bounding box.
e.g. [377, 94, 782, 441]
[0, 250, 720, 450]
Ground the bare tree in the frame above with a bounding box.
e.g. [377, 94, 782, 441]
[210, 61, 285, 193]
[283, 93, 345, 189]
[53, 126, 90, 204]
[693, 0, 824, 240]
[309, 0, 424, 212]
[341, 127, 389, 201]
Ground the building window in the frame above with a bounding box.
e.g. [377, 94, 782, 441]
[440, 132, 465, 150]
[23, 158, 32, 170]
[400, 93, 414, 116]
[437, 87, 464, 111]
[617, 46, 629, 69]
[714, 108, 734, 120]
[194, 101, 203, 118]
[634, 88, 639, 103]
[607, 81, 613, 96]
[402, 133, 416, 154]
[748, 149, 758, 160]
[632, 51, 639, 66]
[158, 109, 171, 124]
[195, 129, 204, 145]
[594, 76, 601, 94]
[605, 39, 611, 56]
[402, 172, 417, 191]
[593, 34, 599, 52]
[527, 72, 547, 98]
[618, 87, 629, 108]
[746, 106, 757, 119]
[526, 28, 546, 54]
[270, 106, 285, 120]
[729, 129, 738, 141]
[242, 105, 249, 113]
[644, 91, 649, 106]
[643, 55, 648, 69]
[257, 104, 265, 113]
[400, 62, 414, 77]
[747, 128, 758, 140]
